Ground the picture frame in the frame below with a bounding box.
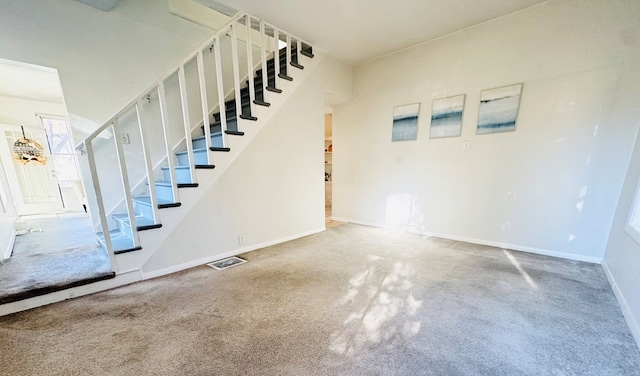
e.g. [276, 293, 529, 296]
[477, 83, 523, 135]
[392, 103, 420, 142]
[430, 94, 465, 139]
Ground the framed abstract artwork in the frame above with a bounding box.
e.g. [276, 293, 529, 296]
[430, 94, 465, 139]
[477, 83, 523, 135]
[392, 103, 420, 142]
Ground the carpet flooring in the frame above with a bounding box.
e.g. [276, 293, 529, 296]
[11, 214, 97, 257]
[0, 214, 114, 304]
[0, 224, 638, 375]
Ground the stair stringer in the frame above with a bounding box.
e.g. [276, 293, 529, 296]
[113, 52, 325, 274]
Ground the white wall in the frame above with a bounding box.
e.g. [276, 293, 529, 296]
[333, 0, 640, 262]
[0, 160, 17, 260]
[602, 45, 640, 347]
[141, 53, 354, 273]
[0, 0, 212, 126]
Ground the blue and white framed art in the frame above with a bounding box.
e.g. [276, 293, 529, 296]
[477, 83, 523, 135]
[392, 103, 420, 142]
[430, 94, 465, 139]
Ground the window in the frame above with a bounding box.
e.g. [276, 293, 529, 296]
[39, 116, 81, 186]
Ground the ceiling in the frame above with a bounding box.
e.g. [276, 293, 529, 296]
[198, 0, 549, 63]
[0, 59, 64, 104]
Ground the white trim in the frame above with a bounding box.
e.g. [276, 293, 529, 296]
[426, 232, 602, 264]
[331, 217, 602, 263]
[3, 229, 15, 260]
[624, 224, 640, 247]
[0, 269, 142, 317]
[331, 216, 384, 228]
[142, 228, 325, 280]
[602, 262, 640, 349]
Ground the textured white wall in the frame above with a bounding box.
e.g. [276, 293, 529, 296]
[333, 0, 640, 262]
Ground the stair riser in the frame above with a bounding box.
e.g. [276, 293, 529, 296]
[192, 134, 224, 150]
[134, 200, 154, 220]
[176, 149, 208, 166]
[155, 183, 176, 201]
[114, 216, 132, 235]
[161, 168, 192, 185]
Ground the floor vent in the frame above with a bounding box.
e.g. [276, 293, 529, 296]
[207, 256, 247, 270]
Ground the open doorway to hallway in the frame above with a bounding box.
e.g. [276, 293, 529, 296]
[0, 58, 113, 305]
[324, 110, 342, 229]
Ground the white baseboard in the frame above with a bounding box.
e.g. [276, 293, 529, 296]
[331, 217, 383, 228]
[427, 232, 602, 264]
[602, 262, 640, 349]
[331, 217, 602, 264]
[0, 269, 142, 317]
[142, 228, 326, 280]
[3, 229, 15, 261]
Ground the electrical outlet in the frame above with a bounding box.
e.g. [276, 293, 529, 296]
[238, 235, 245, 245]
[121, 133, 130, 144]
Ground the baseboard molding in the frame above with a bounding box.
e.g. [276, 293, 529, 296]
[427, 232, 603, 264]
[330, 217, 383, 228]
[0, 269, 142, 317]
[602, 262, 640, 349]
[3, 229, 15, 261]
[331, 217, 602, 264]
[142, 228, 326, 280]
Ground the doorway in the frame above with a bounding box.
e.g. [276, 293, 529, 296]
[324, 112, 342, 228]
[0, 58, 112, 304]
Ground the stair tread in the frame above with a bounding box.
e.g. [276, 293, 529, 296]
[254, 99, 271, 107]
[175, 148, 207, 156]
[134, 196, 178, 206]
[112, 214, 161, 231]
[300, 50, 314, 58]
[160, 165, 190, 171]
[192, 132, 224, 142]
[96, 230, 140, 253]
[266, 86, 282, 93]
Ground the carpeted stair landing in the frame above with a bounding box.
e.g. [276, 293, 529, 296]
[0, 246, 114, 305]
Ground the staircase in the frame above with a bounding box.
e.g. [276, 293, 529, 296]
[78, 13, 315, 272]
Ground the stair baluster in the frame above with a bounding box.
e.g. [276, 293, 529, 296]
[112, 118, 141, 249]
[135, 101, 160, 226]
[157, 82, 180, 204]
[245, 15, 257, 118]
[177, 65, 197, 182]
[213, 36, 229, 146]
[196, 50, 214, 165]
[259, 20, 269, 105]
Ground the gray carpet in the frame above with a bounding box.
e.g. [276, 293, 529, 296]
[0, 245, 114, 304]
[0, 224, 638, 375]
[11, 214, 97, 256]
[0, 214, 114, 304]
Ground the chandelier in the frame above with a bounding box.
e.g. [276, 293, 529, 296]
[12, 126, 47, 165]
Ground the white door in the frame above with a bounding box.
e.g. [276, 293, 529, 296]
[0, 124, 64, 215]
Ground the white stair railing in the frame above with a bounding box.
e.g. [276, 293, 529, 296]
[75, 11, 314, 262]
